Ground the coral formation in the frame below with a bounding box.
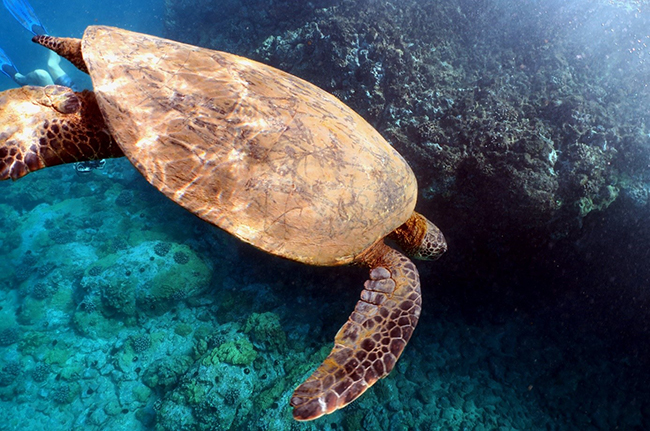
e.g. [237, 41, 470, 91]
[80, 241, 212, 319]
[0, 361, 21, 387]
[153, 242, 171, 257]
[172, 251, 189, 265]
[132, 334, 152, 354]
[0, 327, 20, 346]
[204, 338, 257, 366]
[114, 190, 134, 207]
[143, 356, 193, 391]
[31, 363, 49, 382]
[52, 383, 76, 404]
[243, 312, 286, 352]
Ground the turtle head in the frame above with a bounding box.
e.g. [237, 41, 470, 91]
[0, 86, 83, 135]
[0, 85, 81, 117]
[389, 211, 447, 261]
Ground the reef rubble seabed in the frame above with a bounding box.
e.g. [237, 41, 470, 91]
[2, 164, 646, 430]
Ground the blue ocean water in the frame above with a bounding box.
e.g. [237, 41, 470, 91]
[0, 0, 649, 430]
[0, 0, 163, 91]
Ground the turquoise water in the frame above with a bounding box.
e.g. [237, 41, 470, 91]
[1, 0, 650, 430]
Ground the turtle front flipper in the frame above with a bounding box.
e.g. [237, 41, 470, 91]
[0, 85, 123, 180]
[291, 243, 421, 420]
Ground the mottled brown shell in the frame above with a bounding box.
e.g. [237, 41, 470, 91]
[81, 26, 417, 265]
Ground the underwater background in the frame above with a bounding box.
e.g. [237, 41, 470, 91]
[1, 0, 650, 429]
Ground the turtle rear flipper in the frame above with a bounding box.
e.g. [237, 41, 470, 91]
[291, 243, 421, 420]
[0, 85, 122, 180]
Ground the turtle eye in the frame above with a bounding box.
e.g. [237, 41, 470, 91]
[41, 85, 81, 114]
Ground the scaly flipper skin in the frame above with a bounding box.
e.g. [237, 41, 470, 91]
[0, 85, 123, 180]
[291, 242, 421, 420]
[32, 35, 87, 73]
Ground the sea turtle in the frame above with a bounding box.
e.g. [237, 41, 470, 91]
[0, 26, 447, 420]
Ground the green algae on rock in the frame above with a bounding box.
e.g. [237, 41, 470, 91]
[203, 338, 258, 367]
[243, 312, 287, 353]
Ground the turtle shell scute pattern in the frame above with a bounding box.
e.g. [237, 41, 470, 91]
[80, 26, 418, 266]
